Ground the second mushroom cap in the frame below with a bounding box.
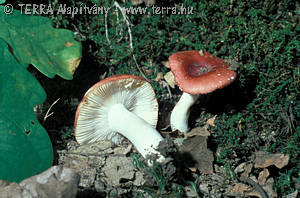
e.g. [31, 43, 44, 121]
[169, 50, 237, 95]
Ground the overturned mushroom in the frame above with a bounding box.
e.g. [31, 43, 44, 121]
[169, 50, 237, 132]
[74, 75, 164, 162]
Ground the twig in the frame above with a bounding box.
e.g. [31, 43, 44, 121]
[239, 176, 269, 198]
[161, 80, 173, 99]
[112, 1, 149, 81]
[72, 24, 86, 40]
[115, 8, 124, 42]
[104, 9, 111, 45]
[132, 53, 149, 80]
[114, 2, 133, 48]
[43, 98, 60, 124]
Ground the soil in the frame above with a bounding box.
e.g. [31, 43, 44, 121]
[28, 62, 295, 198]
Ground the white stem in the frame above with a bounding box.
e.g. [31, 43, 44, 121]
[170, 92, 200, 133]
[108, 103, 164, 162]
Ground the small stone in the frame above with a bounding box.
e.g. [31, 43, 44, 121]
[133, 171, 145, 186]
[185, 186, 197, 197]
[210, 174, 224, 183]
[66, 140, 78, 150]
[173, 137, 185, 146]
[199, 183, 210, 194]
[0, 166, 79, 198]
[114, 144, 132, 155]
[234, 162, 246, 174]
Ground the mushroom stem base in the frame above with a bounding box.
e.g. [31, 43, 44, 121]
[108, 103, 164, 162]
[170, 92, 200, 133]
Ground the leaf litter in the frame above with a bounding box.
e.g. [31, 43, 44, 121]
[56, 125, 293, 197]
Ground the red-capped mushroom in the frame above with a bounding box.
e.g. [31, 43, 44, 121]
[169, 50, 237, 132]
[74, 75, 164, 163]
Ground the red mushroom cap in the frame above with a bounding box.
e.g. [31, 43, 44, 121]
[169, 50, 237, 95]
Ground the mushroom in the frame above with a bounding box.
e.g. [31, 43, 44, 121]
[169, 50, 237, 133]
[74, 74, 164, 162]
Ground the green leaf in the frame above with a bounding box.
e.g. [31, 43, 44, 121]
[0, 39, 53, 182]
[0, 6, 82, 80]
[0, 0, 6, 5]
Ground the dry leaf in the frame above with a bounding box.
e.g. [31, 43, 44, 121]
[130, 0, 143, 6]
[143, 0, 156, 7]
[206, 115, 217, 127]
[238, 120, 242, 130]
[185, 127, 211, 137]
[254, 151, 289, 169]
[179, 136, 214, 174]
[161, 61, 170, 68]
[258, 169, 269, 186]
[285, 190, 298, 198]
[241, 163, 253, 177]
[142, 66, 153, 75]
[188, 167, 197, 172]
[164, 71, 176, 88]
[198, 50, 204, 56]
[154, 72, 163, 82]
[246, 190, 263, 198]
[231, 183, 249, 194]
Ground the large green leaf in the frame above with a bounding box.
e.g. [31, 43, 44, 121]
[0, 6, 81, 80]
[0, 39, 53, 182]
